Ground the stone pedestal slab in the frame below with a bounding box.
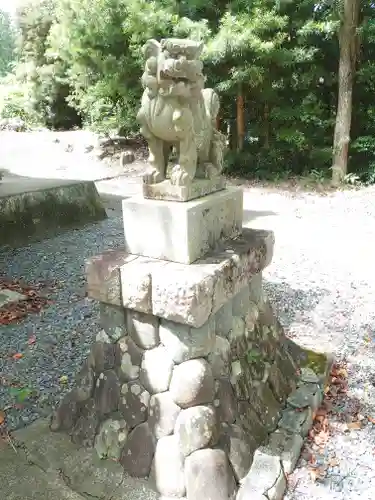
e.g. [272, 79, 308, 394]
[142, 177, 225, 202]
[86, 228, 275, 328]
[122, 187, 243, 264]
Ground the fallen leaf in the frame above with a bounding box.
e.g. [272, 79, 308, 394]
[315, 407, 328, 418]
[0, 410, 5, 425]
[0, 279, 51, 325]
[309, 468, 322, 482]
[336, 368, 348, 378]
[367, 416, 375, 424]
[346, 421, 362, 430]
[314, 430, 329, 447]
[314, 415, 326, 423]
[9, 386, 32, 403]
[328, 458, 340, 467]
[308, 454, 317, 465]
[329, 385, 338, 397]
[12, 353, 23, 360]
[27, 335, 36, 345]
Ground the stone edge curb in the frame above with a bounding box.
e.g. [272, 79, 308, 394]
[0, 181, 107, 246]
[236, 352, 334, 500]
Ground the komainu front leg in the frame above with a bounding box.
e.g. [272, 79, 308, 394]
[209, 129, 226, 176]
[143, 131, 167, 184]
[170, 135, 197, 186]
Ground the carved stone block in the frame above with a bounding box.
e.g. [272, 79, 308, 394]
[86, 228, 275, 328]
[122, 187, 243, 264]
[142, 178, 225, 202]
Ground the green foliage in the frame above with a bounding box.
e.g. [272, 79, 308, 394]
[246, 348, 263, 364]
[0, 9, 16, 76]
[46, 0, 180, 134]
[351, 136, 375, 184]
[2, 0, 375, 183]
[0, 73, 37, 124]
[12, 0, 81, 129]
[224, 146, 331, 181]
[9, 386, 33, 403]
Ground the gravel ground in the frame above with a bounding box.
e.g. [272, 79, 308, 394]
[1, 168, 375, 499]
[0, 211, 125, 428]
[246, 186, 375, 500]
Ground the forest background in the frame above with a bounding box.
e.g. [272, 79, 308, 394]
[0, 0, 369, 184]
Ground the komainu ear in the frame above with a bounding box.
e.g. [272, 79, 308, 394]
[143, 39, 161, 59]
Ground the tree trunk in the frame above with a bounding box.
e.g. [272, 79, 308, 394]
[264, 102, 270, 149]
[236, 87, 245, 152]
[228, 120, 236, 151]
[216, 115, 221, 131]
[331, 0, 360, 186]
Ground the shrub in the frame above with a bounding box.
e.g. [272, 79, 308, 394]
[0, 74, 37, 125]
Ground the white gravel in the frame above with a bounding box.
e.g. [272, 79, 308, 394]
[244, 186, 375, 500]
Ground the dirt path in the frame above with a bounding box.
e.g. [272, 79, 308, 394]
[0, 130, 146, 181]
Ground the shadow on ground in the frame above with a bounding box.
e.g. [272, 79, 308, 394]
[243, 209, 278, 229]
[100, 192, 126, 217]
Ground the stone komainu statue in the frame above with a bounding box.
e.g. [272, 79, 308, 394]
[136, 38, 226, 186]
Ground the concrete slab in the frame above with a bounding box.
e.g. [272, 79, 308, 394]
[95, 176, 142, 199]
[7, 419, 159, 500]
[0, 173, 107, 247]
[0, 439, 86, 500]
[0, 289, 27, 307]
[0, 173, 86, 198]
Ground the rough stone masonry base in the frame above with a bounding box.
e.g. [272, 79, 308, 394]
[50, 227, 331, 500]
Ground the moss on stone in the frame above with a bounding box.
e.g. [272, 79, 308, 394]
[299, 348, 328, 377]
[245, 347, 263, 365]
